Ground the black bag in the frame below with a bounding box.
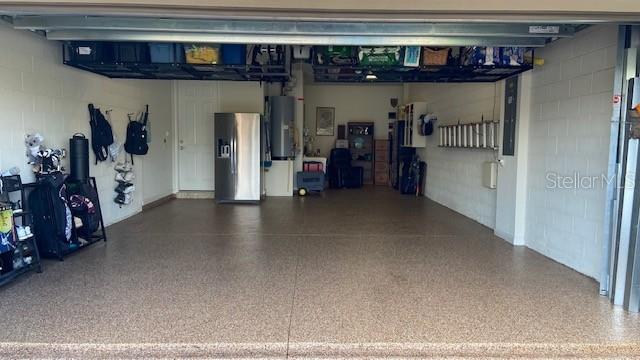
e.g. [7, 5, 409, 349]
[421, 119, 434, 136]
[343, 167, 364, 189]
[419, 114, 435, 136]
[88, 104, 114, 165]
[124, 105, 149, 164]
[29, 173, 73, 258]
[401, 156, 423, 195]
[328, 148, 351, 188]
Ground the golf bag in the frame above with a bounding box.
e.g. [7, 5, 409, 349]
[65, 181, 100, 237]
[29, 172, 73, 257]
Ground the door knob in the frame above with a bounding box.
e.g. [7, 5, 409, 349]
[180, 145, 184, 150]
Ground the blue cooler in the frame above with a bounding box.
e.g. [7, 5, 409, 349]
[222, 44, 247, 65]
[296, 171, 325, 196]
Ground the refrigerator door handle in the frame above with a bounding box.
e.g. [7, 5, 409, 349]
[232, 124, 238, 196]
[230, 140, 235, 175]
[230, 128, 237, 176]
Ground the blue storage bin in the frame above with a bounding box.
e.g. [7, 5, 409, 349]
[222, 44, 247, 65]
[149, 43, 185, 63]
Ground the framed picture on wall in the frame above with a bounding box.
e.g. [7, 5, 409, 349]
[316, 107, 335, 136]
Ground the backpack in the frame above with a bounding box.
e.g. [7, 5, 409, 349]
[124, 105, 149, 164]
[88, 104, 114, 164]
[419, 114, 436, 136]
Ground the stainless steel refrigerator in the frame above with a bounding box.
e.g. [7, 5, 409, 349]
[214, 113, 262, 203]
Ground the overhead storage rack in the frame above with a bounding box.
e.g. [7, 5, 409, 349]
[62, 42, 292, 82]
[313, 63, 533, 83]
[63, 61, 292, 82]
[7, 14, 584, 82]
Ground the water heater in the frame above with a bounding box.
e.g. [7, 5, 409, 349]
[269, 96, 294, 160]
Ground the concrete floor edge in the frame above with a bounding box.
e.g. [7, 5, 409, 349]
[2, 342, 640, 358]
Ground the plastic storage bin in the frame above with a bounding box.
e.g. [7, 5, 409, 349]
[422, 47, 450, 65]
[149, 43, 185, 63]
[316, 46, 358, 65]
[68, 42, 112, 63]
[358, 46, 402, 66]
[403, 46, 421, 67]
[113, 43, 150, 63]
[221, 44, 246, 65]
[184, 44, 220, 64]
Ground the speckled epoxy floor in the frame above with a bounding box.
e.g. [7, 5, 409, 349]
[0, 187, 638, 358]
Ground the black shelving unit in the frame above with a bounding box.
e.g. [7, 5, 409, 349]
[0, 175, 43, 287]
[25, 176, 107, 261]
[348, 122, 375, 185]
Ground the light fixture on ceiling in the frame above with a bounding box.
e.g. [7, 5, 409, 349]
[365, 71, 377, 80]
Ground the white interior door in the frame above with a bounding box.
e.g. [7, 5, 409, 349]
[177, 82, 219, 191]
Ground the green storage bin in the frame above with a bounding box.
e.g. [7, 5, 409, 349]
[317, 46, 358, 65]
[358, 46, 402, 66]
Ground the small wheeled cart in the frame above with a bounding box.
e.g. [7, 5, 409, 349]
[296, 171, 325, 196]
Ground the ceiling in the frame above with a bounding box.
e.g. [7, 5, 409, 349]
[1, 0, 640, 23]
[0, 3, 625, 84]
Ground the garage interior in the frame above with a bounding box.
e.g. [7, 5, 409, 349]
[1, 2, 640, 358]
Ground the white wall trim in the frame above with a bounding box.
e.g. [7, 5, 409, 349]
[171, 80, 180, 194]
[103, 208, 142, 227]
[513, 234, 526, 246]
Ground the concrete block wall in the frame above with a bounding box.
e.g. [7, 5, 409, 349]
[408, 82, 503, 229]
[526, 25, 617, 280]
[0, 23, 175, 226]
